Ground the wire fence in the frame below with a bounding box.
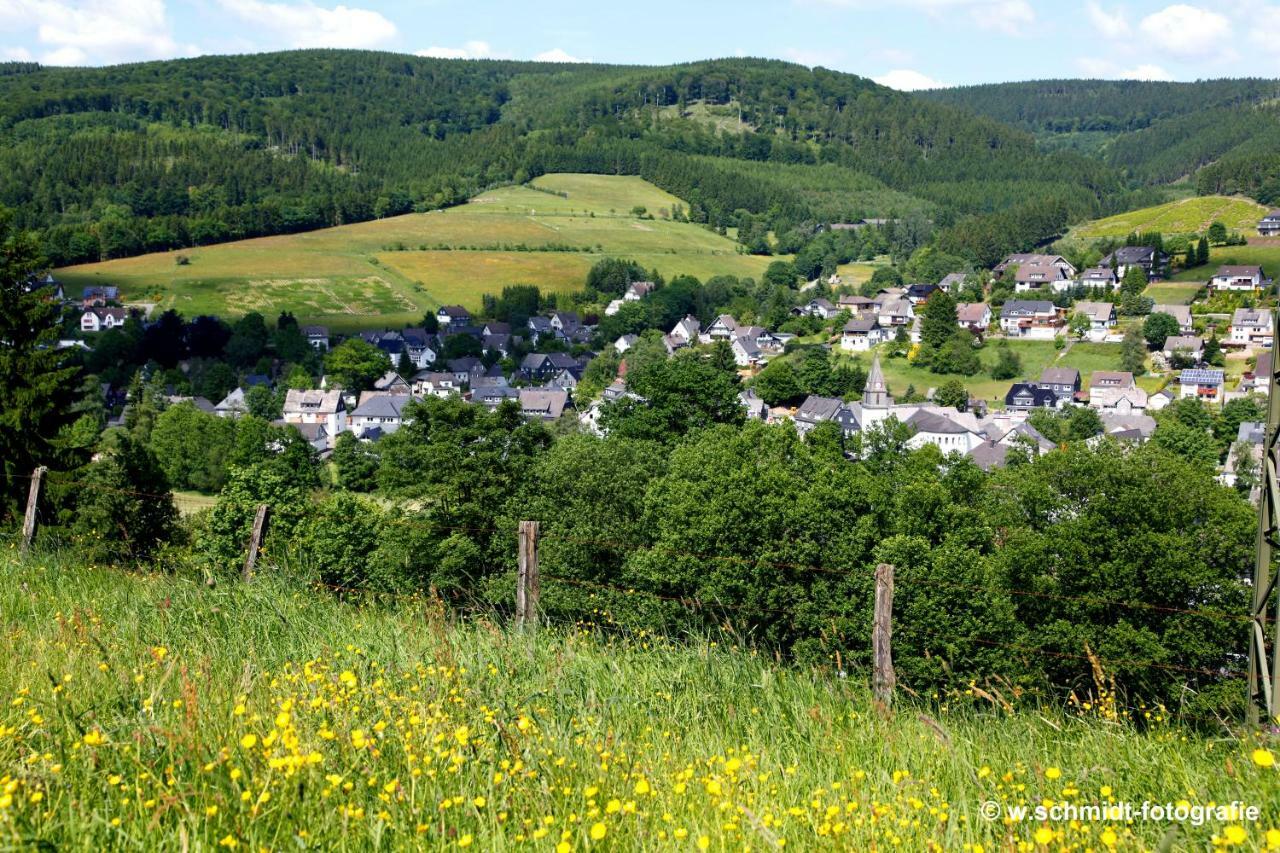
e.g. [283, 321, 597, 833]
[6, 468, 1260, 715]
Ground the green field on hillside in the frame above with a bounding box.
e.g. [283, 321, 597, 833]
[1175, 244, 1280, 283]
[1070, 196, 1267, 240]
[1, 554, 1275, 851]
[860, 339, 1138, 404]
[1143, 281, 1203, 305]
[55, 174, 771, 332]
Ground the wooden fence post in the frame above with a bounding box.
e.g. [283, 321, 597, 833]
[241, 504, 269, 583]
[516, 520, 540, 632]
[20, 467, 46, 555]
[872, 562, 896, 706]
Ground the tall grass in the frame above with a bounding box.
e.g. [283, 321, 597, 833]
[0, 552, 1277, 850]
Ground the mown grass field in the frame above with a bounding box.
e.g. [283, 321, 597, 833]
[857, 339, 1141, 404]
[55, 174, 772, 332]
[1143, 282, 1203, 305]
[1070, 196, 1267, 240]
[1, 554, 1277, 850]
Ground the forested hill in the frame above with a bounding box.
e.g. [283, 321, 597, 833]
[0, 51, 1133, 267]
[923, 79, 1280, 202]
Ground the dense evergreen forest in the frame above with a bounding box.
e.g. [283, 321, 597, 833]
[1, 52, 1143, 268]
[926, 78, 1280, 203]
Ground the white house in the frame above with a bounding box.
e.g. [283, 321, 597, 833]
[905, 409, 985, 454]
[956, 302, 991, 331]
[1074, 301, 1116, 341]
[1152, 304, 1194, 334]
[283, 389, 347, 436]
[840, 316, 890, 352]
[1000, 301, 1061, 339]
[1210, 265, 1265, 293]
[670, 315, 701, 344]
[1079, 267, 1119, 291]
[1014, 264, 1069, 293]
[706, 314, 738, 340]
[1088, 371, 1147, 414]
[350, 392, 416, 436]
[80, 307, 127, 332]
[436, 305, 471, 327]
[1178, 368, 1225, 404]
[1229, 307, 1274, 349]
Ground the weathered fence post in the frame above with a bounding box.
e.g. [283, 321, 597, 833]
[241, 504, 269, 583]
[873, 562, 896, 706]
[516, 520, 540, 632]
[20, 467, 46, 555]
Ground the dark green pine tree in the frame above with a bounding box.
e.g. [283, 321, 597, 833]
[0, 208, 82, 518]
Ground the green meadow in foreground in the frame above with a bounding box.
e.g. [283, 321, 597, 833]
[0, 553, 1277, 850]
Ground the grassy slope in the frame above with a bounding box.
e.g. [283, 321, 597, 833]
[1069, 196, 1268, 240]
[0, 554, 1276, 850]
[54, 174, 771, 332]
[852, 340, 1148, 404]
[1175, 243, 1280, 282]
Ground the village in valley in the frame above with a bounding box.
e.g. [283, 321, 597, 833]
[56, 204, 1277, 498]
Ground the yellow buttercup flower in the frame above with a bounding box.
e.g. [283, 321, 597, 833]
[1253, 748, 1275, 768]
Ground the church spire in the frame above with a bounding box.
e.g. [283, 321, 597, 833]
[862, 353, 890, 409]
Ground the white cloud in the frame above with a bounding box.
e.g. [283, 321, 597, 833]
[533, 47, 585, 63]
[800, 0, 1035, 34]
[0, 0, 196, 65]
[1138, 4, 1230, 58]
[782, 46, 844, 67]
[1119, 63, 1173, 80]
[970, 0, 1034, 34]
[873, 68, 947, 90]
[1, 46, 34, 61]
[217, 0, 397, 49]
[1085, 1, 1130, 38]
[416, 40, 493, 60]
[1075, 57, 1174, 80]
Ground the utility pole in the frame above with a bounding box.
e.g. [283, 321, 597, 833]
[516, 521, 540, 633]
[1248, 304, 1280, 725]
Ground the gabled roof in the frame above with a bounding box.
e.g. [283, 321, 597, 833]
[1039, 367, 1080, 386]
[1162, 335, 1203, 353]
[284, 389, 344, 414]
[1105, 246, 1157, 263]
[1233, 307, 1272, 327]
[351, 393, 415, 419]
[1179, 368, 1224, 386]
[1215, 265, 1263, 277]
[906, 409, 972, 435]
[1152, 304, 1192, 324]
[843, 316, 878, 333]
[956, 302, 990, 324]
[1001, 300, 1055, 317]
[1074, 301, 1114, 320]
[518, 388, 569, 419]
[968, 440, 1008, 471]
[1089, 371, 1135, 389]
[438, 305, 470, 317]
[796, 395, 845, 423]
[1004, 383, 1057, 408]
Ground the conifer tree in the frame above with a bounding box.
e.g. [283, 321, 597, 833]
[0, 208, 81, 517]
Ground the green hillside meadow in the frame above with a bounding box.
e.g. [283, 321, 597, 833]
[55, 174, 771, 331]
[1069, 195, 1267, 240]
[1, 554, 1278, 851]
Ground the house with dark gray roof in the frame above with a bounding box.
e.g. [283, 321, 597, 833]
[793, 395, 859, 438]
[1004, 383, 1059, 411]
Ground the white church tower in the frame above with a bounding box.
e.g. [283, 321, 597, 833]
[860, 353, 893, 431]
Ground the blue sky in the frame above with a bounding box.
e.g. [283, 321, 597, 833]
[0, 0, 1273, 88]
